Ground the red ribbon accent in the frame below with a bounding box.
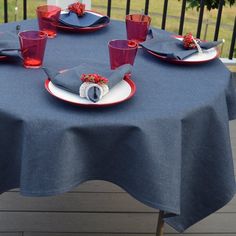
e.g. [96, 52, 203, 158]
[68, 2, 86, 16]
[81, 74, 109, 85]
[183, 32, 197, 49]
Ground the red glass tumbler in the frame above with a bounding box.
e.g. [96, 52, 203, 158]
[36, 5, 61, 38]
[126, 14, 151, 43]
[108, 39, 138, 70]
[18, 30, 47, 69]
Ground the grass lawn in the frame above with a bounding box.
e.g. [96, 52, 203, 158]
[0, 0, 235, 58]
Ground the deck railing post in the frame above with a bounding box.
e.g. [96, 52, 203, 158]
[162, 0, 168, 30]
[196, 0, 205, 38]
[107, 0, 112, 17]
[214, 0, 224, 41]
[203, 18, 209, 40]
[144, 0, 150, 15]
[23, 0, 27, 20]
[4, 0, 8, 23]
[229, 16, 236, 60]
[179, 0, 187, 35]
[126, 0, 131, 15]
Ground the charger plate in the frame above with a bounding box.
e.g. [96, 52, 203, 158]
[0, 55, 7, 61]
[45, 76, 136, 107]
[146, 36, 220, 64]
[57, 10, 110, 33]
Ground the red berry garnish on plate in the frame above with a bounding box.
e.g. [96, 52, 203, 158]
[80, 73, 109, 85]
[68, 2, 86, 16]
[183, 32, 197, 49]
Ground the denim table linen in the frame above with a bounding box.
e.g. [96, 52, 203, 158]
[0, 31, 20, 57]
[0, 20, 235, 232]
[59, 11, 110, 28]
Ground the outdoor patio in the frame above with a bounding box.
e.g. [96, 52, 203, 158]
[0, 0, 235, 235]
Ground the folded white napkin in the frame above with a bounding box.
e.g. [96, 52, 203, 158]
[43, 63, 132, 103]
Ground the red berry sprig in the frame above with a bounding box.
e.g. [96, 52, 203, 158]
[183, 32, 197, 49]
[68, 2, 86, 16]
[80, 74, 109, 85]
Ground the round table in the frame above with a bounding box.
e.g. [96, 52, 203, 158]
[0, 19, 235, 232]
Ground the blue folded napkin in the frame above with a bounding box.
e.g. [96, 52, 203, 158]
[43, 63, 132, 103]
[59, 11, 110, 28]
[0, 31, 20, 58]
[140, 33, 222, 60]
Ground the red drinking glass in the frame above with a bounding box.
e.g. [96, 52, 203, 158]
[18, 30, 47, 69]
[36, 5, 61, 38]
[126, 14, 151, 43]
[108, 39, 138, 70]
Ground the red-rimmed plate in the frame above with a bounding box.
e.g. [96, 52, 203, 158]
[0, 55, 8, 61]
[45, 76, 136, 107]
[146, 36, 220, 65]
[57, 10, 110, 33]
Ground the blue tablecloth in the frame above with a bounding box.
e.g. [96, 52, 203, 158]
[0, 20, 235, 232]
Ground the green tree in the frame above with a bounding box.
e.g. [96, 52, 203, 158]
[186, 0, 235, 11]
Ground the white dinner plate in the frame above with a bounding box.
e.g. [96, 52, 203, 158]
[45, 77, 136, 107]
[146, 36, 220, 64]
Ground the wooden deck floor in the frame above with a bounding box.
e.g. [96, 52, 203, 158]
[0, 121, 235, 236]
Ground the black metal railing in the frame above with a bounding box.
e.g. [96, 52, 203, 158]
[105, 0, 236, 60]
[3, 0, 8, 23]
[214, 0, 224, 41]
[3, 0, 27, 23]
[196, 0, 205, 39]
[229, 16, 236, 59]
[162, 0, 168, 30]
[23, 0, 27, 20]
[179, 0, 187, 35]
[2, 0, 236, 59]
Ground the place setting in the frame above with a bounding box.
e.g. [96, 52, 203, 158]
[0, 2, 136, 108]
[26, 1, 110, 38]
[140, 31, 222, 64]
[44, 39, 138, 107]
[56, 2, 110, 33]
[0, 3, 223, 108]
[0, 3, 60, 64]
[0, 5, 51, 67]
[123, 12, 222, 64]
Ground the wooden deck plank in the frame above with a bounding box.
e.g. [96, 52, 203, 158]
[74, 180, 124, 192]
[22, 233, 236, 236]
[0, 234, 22, 236]
[229, 120, 236, 137]
[0, 192, 235, 213]
[0, 121, 235, 236]
[0, 192, 156, 213]
[7, 180, 125, 193]
[0, 212, 236, 233]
